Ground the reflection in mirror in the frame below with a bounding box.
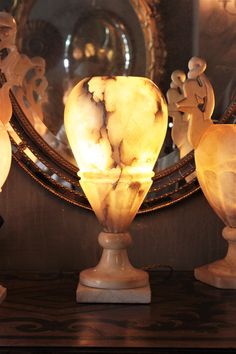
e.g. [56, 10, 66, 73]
[197, 0, 236, 118]
[156, 0, 236, 171]
[0, 0, 235, 212]
[9, 0, 170, 170]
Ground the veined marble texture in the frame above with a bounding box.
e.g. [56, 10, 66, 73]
[79, 173, 153, 231]
[65, 76, 168, 175]
[64, 76, 168, 231]
[195, 125, 236, 228]
[0, 121, 12, 192]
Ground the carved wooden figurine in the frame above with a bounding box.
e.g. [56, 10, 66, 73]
[0, 12, 48, 127]
[176, 57, 215, 149]
[167, 57, 215, 152]
[167, 70, 193, 159]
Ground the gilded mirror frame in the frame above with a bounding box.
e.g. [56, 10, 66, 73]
[9, 89, 236, 213]
[1, 0, 236, 213]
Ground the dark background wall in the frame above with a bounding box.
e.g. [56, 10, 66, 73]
[0, 0, 228, 272]
[0, 160, 226, 272]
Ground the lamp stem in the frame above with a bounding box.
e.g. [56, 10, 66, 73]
[98, 231, 133, 271]
[222, 226, 236, 266]
[0, 285, 6, 303]
[79, 231, 149, 290]
[195, 226, 236, 288]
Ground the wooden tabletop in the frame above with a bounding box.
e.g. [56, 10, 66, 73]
[0, 271, 236, 353]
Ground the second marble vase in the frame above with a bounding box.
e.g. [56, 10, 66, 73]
[0, 121, 12, 302]
[195, 124, 236, 289]
[64, 76, 168, 303]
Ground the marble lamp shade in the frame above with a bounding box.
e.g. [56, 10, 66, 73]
[194, 125, 236, 288]
[0, 121, 12, 192]
[0, 120, 12, 303]
[64, 76, 168, 303]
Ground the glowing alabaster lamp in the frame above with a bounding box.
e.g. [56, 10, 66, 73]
[64, 76, 168, 303]
[0, 121, 12, 302]
[170, 56, 236, 289]
[194, 125, 236, 288]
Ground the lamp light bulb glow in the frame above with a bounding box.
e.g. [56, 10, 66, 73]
[64, 76, 168, 176]
[64, 76, 168, 231]
[0, 121, 12, 191]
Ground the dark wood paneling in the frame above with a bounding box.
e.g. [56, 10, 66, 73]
[0, 0, 227, 271]
[159, 0, 196, 93]
[0, 161, 226, 271]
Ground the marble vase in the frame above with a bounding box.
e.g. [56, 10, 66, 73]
[64, 76, 168, 303]
[0, 121, 12, 302]
[194, 124, 236, 288]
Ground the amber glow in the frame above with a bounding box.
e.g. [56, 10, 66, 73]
[0, 121, 12, 191]
[200, 0, 218, 12]
[64, 76, 168, 231]
[195, 125, 236, 227]
[200, 0, 236, 14]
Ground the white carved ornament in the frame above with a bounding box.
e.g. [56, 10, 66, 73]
[0, 11, 48, 126]
[167, 56, 215, 150]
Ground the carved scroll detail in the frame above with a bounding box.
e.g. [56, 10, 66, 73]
[0, 11, 48, 127]
[167, 57, 215, 150]
[167, 70, 193, 159]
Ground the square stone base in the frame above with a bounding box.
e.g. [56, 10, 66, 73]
[0, 285, 7, 303]
[194, 264, 236, 289]
[76, 283, 151, 303]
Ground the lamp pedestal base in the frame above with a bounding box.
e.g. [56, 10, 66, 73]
[76, 283, 151, 303]
[77, 231, 151, 303]
[0, 285, 6, 303]
[195, 226, 236, 289]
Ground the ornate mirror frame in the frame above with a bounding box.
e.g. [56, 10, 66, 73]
[1, 0, 236, 213]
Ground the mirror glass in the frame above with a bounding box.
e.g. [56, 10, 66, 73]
[10, 0, 169, 169]
[198, 0, 236, 118]
[0, 0, 235, 212]
[9, 0, 235, 174]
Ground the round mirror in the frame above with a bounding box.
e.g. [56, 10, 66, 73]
[1, 0, 235, 212]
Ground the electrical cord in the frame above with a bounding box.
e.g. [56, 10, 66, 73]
[142, 263, 174, 282]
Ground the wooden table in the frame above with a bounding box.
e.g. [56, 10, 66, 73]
[0, 271, 236, 353]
